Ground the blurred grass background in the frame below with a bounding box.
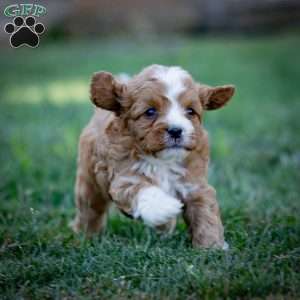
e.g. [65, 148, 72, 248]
[0, 30, 300, 299]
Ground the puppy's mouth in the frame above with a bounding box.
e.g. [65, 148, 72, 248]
[142, 132, 196, 154]
[166, 144, 187, 150]
[165, 138, 193, 151]
[168, 144, 184, 149]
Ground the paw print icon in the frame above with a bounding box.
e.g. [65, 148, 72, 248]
[4, 16, 45, 48]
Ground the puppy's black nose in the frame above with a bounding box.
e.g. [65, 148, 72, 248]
[167, 127, 183, 139]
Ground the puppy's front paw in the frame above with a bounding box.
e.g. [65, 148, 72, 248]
[134, 186, 183, 227]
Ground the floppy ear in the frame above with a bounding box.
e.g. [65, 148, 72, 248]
[199, 84, 235, 110]
[90, 71, 125, 112]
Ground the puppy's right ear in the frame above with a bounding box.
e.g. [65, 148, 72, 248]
[90, 71, 125, 112]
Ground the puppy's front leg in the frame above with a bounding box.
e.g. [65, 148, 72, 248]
[109, 177, 182, 227]
[183, 184, 227, 249]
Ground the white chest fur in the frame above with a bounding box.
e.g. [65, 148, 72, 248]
[132, 149, 196, 199]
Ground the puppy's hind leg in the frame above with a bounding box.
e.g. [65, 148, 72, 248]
[70, 125, 111, 237]
[70, 173, 110, 237]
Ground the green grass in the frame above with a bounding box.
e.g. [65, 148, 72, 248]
[1, 33, 300, 299]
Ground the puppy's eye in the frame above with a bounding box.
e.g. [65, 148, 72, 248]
[186, 108, 196, 116]
[144, 107, 157, 118]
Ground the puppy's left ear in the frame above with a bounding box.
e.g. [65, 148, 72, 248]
[198, 84, 235, 110]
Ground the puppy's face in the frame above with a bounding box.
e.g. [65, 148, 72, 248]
[91, 65, 235, 155]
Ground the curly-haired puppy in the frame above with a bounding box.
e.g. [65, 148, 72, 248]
[70, 65, 235, 249]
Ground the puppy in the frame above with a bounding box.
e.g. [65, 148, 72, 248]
[70, 65, 235, 249]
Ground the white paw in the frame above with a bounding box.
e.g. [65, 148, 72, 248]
[134, 186, 183, 227]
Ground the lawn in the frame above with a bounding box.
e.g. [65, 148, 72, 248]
[0, 34, 300, 299]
